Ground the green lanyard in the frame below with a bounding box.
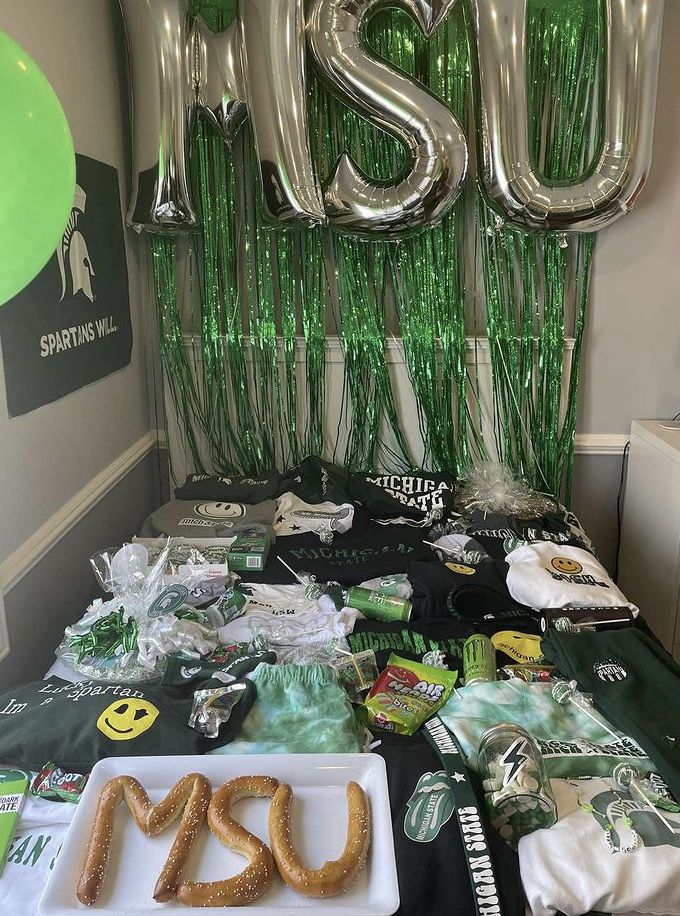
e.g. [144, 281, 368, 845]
[424, 716, 505, 916]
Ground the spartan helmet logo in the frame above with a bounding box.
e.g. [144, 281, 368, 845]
[57, 184, 95, 303]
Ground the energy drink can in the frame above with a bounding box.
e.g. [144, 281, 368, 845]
[346, 586, 412, 622]
[478, 723, 556, 847]
[463, 634, 496, 686]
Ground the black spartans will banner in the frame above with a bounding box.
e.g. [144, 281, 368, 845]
[0, 154, 132, 416]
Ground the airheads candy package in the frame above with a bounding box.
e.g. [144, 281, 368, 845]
[363, 653, 458, 736]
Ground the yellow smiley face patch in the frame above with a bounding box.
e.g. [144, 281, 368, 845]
[550, 556, 583, 574]
[446, 562, 476, 576]
[96, 698, 159, 741]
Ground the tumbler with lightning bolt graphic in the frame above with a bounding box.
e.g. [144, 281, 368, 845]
[478, 723, 556, 847]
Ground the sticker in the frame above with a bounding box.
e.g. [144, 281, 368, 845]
[491, 631, 543, 664]
[404, 771, 455, 842]
[499, 737, 531, 787]
[148, 584, 189, 618]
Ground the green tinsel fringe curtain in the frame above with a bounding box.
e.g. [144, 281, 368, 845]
[150, 0, 603, 500]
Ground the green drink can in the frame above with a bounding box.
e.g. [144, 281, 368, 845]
[463, 634, 496, 686]
[346, 586, 412, 622]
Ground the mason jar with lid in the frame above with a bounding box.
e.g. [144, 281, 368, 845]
[478, 722, 556, 847]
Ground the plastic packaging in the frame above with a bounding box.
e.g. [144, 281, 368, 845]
[189, 681, 250, 739]
[363, 654, 457, 735]
[57, 543, 231, 682]
[31, 763, 88, 803]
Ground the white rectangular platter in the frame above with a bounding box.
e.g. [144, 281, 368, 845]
[39, 754, 399, 916]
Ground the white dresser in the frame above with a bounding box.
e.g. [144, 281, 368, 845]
[619, 420, 680, 661]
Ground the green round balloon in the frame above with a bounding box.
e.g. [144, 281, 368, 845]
[0, 31, 75, 306]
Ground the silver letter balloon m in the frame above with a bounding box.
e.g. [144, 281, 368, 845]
[307, 0, 468, 236]
[118, 0, 197, 231]
[469, 0, 665, 232]
[118, 0, 325, 232]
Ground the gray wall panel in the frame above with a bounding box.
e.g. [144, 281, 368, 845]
[0, 451, 166, 689]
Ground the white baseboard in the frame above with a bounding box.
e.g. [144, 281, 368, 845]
[0, 588, 8, 665]
[0, 431, 158, 597]
[574, 434, 629, 456]
[183, 334, 576, 365]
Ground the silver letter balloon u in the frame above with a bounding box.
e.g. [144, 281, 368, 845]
[469, 0, 665, 233]
[307, 0, 469, 236]
[118, 0, 325, 232]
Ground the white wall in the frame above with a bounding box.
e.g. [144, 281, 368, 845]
[0, 0, 152, 565]
[579, 0, 680, 436]
[0, 0, 164, 682]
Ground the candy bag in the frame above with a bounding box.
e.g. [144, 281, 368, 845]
[363, 653, 457, 735]
[31, 763, 88, 802]
[330, 649, 379, 703]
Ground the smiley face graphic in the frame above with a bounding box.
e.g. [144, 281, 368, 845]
[96, 698, 159, 741]
[446, 562, 476, 576]
[551, 556, 583, 574]
[194, 502, 246, 520]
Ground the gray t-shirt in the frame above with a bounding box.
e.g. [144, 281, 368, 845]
[140, 499, 277, 538]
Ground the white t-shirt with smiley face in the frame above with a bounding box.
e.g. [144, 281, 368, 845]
[505, 543, 637, 613]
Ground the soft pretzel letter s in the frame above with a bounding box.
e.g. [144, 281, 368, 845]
[177, 775, 280, 907]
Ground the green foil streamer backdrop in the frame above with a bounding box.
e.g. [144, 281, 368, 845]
[151, 0, 603, 498]
[478, 0, 602, 498]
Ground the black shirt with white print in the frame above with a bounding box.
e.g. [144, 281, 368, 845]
[348, 472, 455, 526]
[175, 472, 281, 503]
[240, 523, 432, 586]
[373, 732, 524, 916]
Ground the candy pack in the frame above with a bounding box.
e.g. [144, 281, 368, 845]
[330, 649, 379, 703]
[363, 653, 458, 735]
[31, 763, 88, 803]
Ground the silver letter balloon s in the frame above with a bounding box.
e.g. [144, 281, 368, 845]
[118, 0, 325, 231]
[307, 0, 469, 236]
[469, 0, 665, 233]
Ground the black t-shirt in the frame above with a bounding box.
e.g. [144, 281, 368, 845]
[466, 509, 588, 560]
[348, 617, 540, 673]
[348, 472, 455, 523]
[175, 472, 281, 503]
[373, 733, 524, 916]
[243, 524, 433, 586]
[407, 558, 534, 622]
[279, 456, 350, 504]
[348, 618, 471, 671]
[0, 678, 255, 770]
